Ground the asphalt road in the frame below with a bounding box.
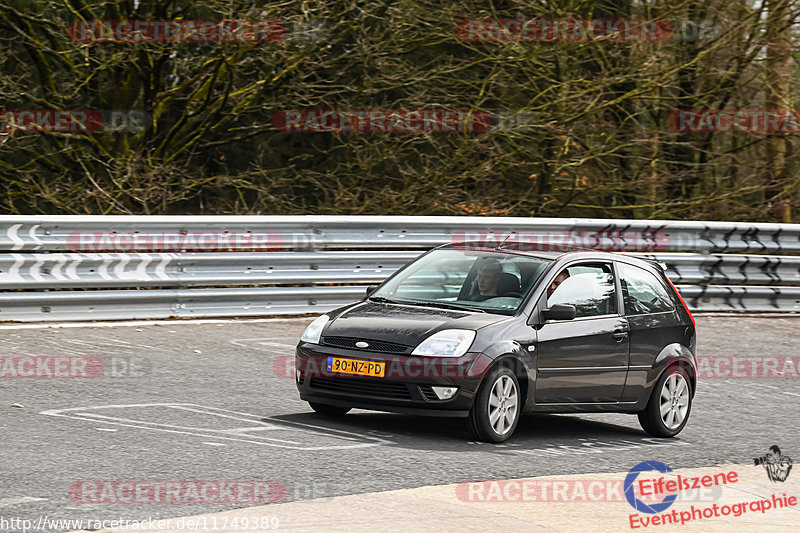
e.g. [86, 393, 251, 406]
[1, 315, 799, 531]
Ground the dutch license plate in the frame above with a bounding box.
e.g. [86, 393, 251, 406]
[326, 357, 385, 377]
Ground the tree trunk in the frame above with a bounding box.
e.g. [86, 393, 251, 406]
[764, 0, 793, 222]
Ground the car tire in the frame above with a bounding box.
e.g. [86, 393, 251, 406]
[468, 366, 521, 443]
[638, 366, 692, 438]
[309, 402, 351, 416]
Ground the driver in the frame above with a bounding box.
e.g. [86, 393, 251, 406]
[547, 270, 570, 298]
[472, 258, 503, 301]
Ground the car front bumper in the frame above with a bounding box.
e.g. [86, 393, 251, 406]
[295, 342, 493, 417]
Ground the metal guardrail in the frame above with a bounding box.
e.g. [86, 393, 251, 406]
[0, 251, 418, 289]
[0, 286, 365, 322]
[2, 215, 800, 252]
[0, 215, 798, 321]
[635, 253, 800, 286]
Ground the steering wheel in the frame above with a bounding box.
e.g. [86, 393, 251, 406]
[501, 292, 523, 299]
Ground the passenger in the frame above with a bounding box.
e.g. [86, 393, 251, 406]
[547, 270, 570, 298]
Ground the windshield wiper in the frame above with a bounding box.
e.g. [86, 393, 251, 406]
[367, 296, 405, 304]
[401, 300, 486, 313]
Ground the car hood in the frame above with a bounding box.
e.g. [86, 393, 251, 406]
[322, 300, 509, 347]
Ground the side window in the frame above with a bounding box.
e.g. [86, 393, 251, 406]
[620, 264, 675, 315]
[546, 263, 617, 318]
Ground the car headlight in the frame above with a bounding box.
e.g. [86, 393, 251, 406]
[411, 329, 476, 357]
[300, 314, 330, 344]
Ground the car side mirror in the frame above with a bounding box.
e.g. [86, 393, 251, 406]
[365, 285, 379, 297]
[542, 304, 576, 321]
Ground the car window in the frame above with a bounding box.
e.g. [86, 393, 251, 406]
[388, 252, 472, 301]
[372, 248, 552, 315]
[619, 263, 675, 315]
[547, 264, 617, 318]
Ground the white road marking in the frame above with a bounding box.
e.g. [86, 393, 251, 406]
[230, 338, 297, 350]
[510, 437, 693, 458]
[95, 428, 118, 432]
[783, 391, 800, 397]
[72, 412, 302, 444]
[59, 335, 157, 351]
[202, 442, 227, 446]
[6, 337, 91, 356]
[168, 405, 287, 427]
[0, 497, 47, 507]
[40, 403, 391, 450]
[170, 405, 363, 443]
[0, 316, 315, 330]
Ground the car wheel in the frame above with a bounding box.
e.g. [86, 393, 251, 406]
[309, 402, 351, 416]
[468, 366, 521, 443]
[638, 366, 692, 438]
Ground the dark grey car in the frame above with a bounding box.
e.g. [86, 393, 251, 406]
[295, 244, 697, 442]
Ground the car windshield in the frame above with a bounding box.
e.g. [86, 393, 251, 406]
[371, 248, 552, 315]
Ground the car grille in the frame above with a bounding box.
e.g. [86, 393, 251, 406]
[418, 385, 439, 401]
[309, 377, 412, 400]
[322, 336, 409, 354]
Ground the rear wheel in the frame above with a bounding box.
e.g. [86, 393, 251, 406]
[309, 402, 351, 416]
[468, 367, 521, 443]
[638, 367, 692, 437]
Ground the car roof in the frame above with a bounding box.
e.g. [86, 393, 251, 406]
[438, 243, 663, 271]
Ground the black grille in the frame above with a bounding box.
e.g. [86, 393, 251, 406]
[309, 377, 412, 400]
[419, 385, 439, 401]
[322, 337, 409, 353]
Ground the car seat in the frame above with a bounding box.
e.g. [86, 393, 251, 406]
[497, 272, 521, 296]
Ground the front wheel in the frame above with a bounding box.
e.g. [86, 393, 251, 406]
[638, 367, 692, 438]
[468, 367, 521, 443]
[309, 402, 351, 416]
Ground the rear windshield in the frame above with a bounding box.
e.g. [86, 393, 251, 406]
[371, 249, 552, 315]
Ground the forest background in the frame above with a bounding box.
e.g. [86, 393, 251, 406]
[1, 0, 798, 223]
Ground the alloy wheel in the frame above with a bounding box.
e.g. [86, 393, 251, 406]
[487, 374, 519, 436]
[659, 373, 689, 430]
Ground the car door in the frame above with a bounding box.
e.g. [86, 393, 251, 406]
[533, 262, 630, 404]
[617, 261, 684, 402]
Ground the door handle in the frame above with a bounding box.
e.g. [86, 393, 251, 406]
[612, 329, 629, 341]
